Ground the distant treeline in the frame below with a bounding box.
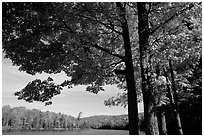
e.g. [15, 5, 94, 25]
[2, 105, 78, 131]
[2, 105, 144, 131]
[81, 114, 143, 130]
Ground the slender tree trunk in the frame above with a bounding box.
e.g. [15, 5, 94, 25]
[137, 2, 159, 135]
[169, 60, 183, 135]
[116, 2, 139, 135]
[163, 67, 175, 109]
[157, 105, 167, 135]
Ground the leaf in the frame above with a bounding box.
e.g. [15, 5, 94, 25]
[14, 78, 62, 105]
[45, 101, 52, 106]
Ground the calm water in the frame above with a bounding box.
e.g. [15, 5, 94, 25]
[3, 129, 130, 135]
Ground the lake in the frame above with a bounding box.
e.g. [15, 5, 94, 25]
[3, 129, 130, 135]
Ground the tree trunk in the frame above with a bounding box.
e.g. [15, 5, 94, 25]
[157, 105, 167, 135]
[116, 2, 139, 135]
[137, 2, 159, 135]
[169, 60, 183, 135]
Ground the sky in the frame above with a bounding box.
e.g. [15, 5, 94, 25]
[2, 56, 144, 118]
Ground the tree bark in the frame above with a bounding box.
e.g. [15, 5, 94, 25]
[116, 2, 139, 135]
[157, 105, 167, 135]
[169, 60, 183, 135]
[163, 67, 175, 109]
[137, 2, 159, 135]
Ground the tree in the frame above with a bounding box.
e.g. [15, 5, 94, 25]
[2, 105, 12, 128]
[31, 109, 41, 129]
[3, 2, 140, 134]
[104, 2, 201, 135]
[77, 112, 82, 121]
[168, 60, 183, 134]
[25, 110, 34, 129]
[137, 2, 160, 134]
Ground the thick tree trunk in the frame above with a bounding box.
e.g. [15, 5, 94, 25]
[116, 2, 139, 135]
[137, 2, 159, 135]
[125, 65, 139, 135]
[169, 60, 183, 135]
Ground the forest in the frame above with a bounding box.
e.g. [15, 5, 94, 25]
[2, 2, 202, 135]
[2, 105, 132, 131]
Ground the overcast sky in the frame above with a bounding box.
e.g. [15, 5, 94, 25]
[2, 56, 143, 118]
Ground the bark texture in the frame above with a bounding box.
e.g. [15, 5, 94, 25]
[137, 2, 159, 135]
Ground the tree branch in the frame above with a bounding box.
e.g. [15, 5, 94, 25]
[75, 4, 123, 35]
[35, 3, 125, 60]
[104, 33, 121, 48]
[98, 3, 122, 25]
[34, 3, 75, 34]
[90, 43, 125, 60]
[55, 13, 75, 33]
[103, 60, 124, 70]
[78, 13, 123, 35]
[149, 3, 195, 35]
[60, 72, 90, 87]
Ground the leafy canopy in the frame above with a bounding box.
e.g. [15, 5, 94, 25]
[2, 2, 202, 106]
[3, 2, 131, 105]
